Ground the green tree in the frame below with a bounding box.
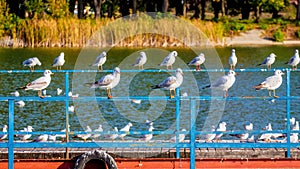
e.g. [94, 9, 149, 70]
[46, 0, 69, 18]
[24, 0, 46, 18]
[261, 0, 289, 18]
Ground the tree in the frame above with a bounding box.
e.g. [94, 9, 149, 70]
[291, 0, 300, 20]
[93, 0, 103, 18]
[190, 0, 201, 19]
[174, 0, 184, 16]
[201, 0, 206, 20]
[241, 0, 250, 19]
[212, 0, 222, 19]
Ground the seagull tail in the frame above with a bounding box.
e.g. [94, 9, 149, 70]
[201, 84, 211, 90]
[256, 63, 262, 67]
[84, 83, 94, 87]
[285, 61, 289, 64]
[253, 84, 263, 90]
[151, 85, 160, 89]
[16, 86, 27, 90]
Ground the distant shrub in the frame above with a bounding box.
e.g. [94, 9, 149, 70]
[296, 30, 300, 39]
[273, 29, 284, 42]
[260, 24, 268, 30]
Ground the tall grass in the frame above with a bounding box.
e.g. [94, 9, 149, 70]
[2, 15, 225, 48]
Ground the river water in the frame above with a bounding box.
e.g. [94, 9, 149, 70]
[0, 46, 299, 140]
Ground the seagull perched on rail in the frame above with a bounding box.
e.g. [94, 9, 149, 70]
[91, 125, 103, 141]
[107, 127, 118, 141]
[159, 51, 178, 70]
[0, 125, 7, 141]
[253, 70, 284, 98]
[22, 57, 42, 72]
[16, 126, 33, 141]
[91, 51, 107, 71]
[74, 126, 92, 142]
[230, 122, 253, 141]
[286, 49, 299, 70]
[151, 68, 184, 99]
[170, 129, 186, 142]
[85, 67, 121, 99]
[52, 52, 65, 70]
[257, 53, 276, 70]
[188, 53, 205, 71]
[132, 51, 147, 70]
[215, 122, 227, 141]
[31, 134, 49, 142]
[119, 123, 133, 140]
[202, 70, 237, 98]
[139, 124, 155, 142]
[17, 70, 54, 99]
[228, 49, 237, 70]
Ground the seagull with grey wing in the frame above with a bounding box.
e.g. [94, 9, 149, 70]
[52, 52, 65, 70]
[132, 51, 147, 70]
[119, 123, 133, 140]
[159, 51, 177, 70]
[92, 51, 107, 71]
[91, 125, 103, 141]
[228, 49, 237, 70]
[0, 125, 7, 141]
[257, 53, 276, 70]
[170, 129, 186, 142]
[230, 122, 253, 141]
[85, 67, 121, 99]
[286, 49, 299, 70]
[202, 70, 237, 98]
[188, 53, 205, 71]
[151, 68, 184, 99]
[214, 122, 227, 141]
[17, 70, 54, 98]
[253, 70, 284, 98]
[22, 57, 42, 72]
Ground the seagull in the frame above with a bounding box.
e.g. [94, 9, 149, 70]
[91, 125, 103, 141]
[188, 53, 205, 71]
[52, 52, 65, 70]
[55, 125, 70, 142]
[17, 70, 54, 98]
[92, 51, 107, 71]
[15, 100, 25, 108]
[202, 70, 237, 98]
[170, 129, 186, 142]
[258, 123, 273, 142]
[230, 122, 253, 141]
[285, 117, 296, 126]
[0, 125, 7, 141]
[215, 122, 227, 141]
[57, 88, 63, 95]
[107, 127, 118, 141]
[281, 133, 299, 143]
[132, 51, 147, 70]
[286, 49, 299, 70]
[228, 49, 237, 70]
[16, 126, 33, 141]
[119, 123, 133, 140]
[75, 126, 92, 142]
[68, 105, 75, 113]
[257, 53, 276, 70]
[31, 134, 48, 142]
[85, 67, 121, 99]
[22, 57, 42, 72]
[204, 125, 216, 142]
[159, 51, 178, 70]
[253, 70, 284, 98]
[48, 135, 57, 141]
[10, 91, 20, 97]
[151, 68, 184, 99]
[139, 124, 155, 142]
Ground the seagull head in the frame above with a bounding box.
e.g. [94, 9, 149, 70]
[274, 70, 284, 76]
[176, 68, 184, 76]
[128, 122, 133, 127]
[172, 51, 178, 57]
[227, 70, 237, 76]
[199, 53, 205, 58]
[101, 51, 107, 57]
[270, 53, 276, 58]
[140, 51, 146, 57]
[296, 49, 299, 54]
[60, 52, 64, 58]
[113, 67, 121, 74]
[44, 70, 54, 76]
[232, 49, 235, 53]
[32, 57, 42, 66]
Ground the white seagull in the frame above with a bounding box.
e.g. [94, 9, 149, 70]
[57, 88, 63, 95]
[92, 51, 107, 71]
[0, 125, 7, 141]
[52, 52, 65, 70]
[215, 122, 227, 141]
[286, 49, 300, 70]
[107, 127, 118, 141]
[159, 51, 178, 70]
[253, 70, 284, 98]
[230, 122, 253, 141]
[139, 124, 155, 142]
[202, 70, 237, 98]
[16, 126, 33, 141]
[75, 126, 92, 142]
[91, 125, 103, 141]
[188, 53, 205, 71]
[17, 70, 53, 98]
[170, 129, 186, 142]
[55, 125, 70, 142]
[22, 57, 42, 72]
[119, 123, 133, 140]
[151, 68, 184, 99]
[31, 134, 49, 142]
[132, 51, 147, 70]
[257, 53, 276, 70]
[204, 125, 216, 142]
[85, 67, 121, 99]
[15, 100, 25, 108]
[10, 91, 20, 97]
[228, 49, 237, 70]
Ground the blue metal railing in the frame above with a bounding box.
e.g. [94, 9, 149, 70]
[0, 68, 299, 169]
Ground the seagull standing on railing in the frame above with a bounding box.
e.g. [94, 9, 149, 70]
[0, 125, 7, 141]
[214, 122, 227, 141]
[170, 129, 186, 142]
[132, 51, 147, 70]
[16, 126, 33, 141]
[258, 123, 274, 142]
[75, 126, 92, 142]
[119, 123, 133, 140]
[85, 67, 121, 99]
[22, 57, 42, 72]
[230, 122, 253, 141]
[228, 49, 237, 70]
[286, 49, 299, 70]
[55, 125, 70, 142]
[188, 53, 205, 71]
[139, 124, 155, 142]
[17, 70, 54, 99]
[91, 125, 103, 141]
[204, 125, 216, 142]
[202, 70, 237, 98]
[253, 70, 284, 98]
[31, 134, 49, 142]
[257, 53, 276, 70]
[52, 52, 65, 71]
[107, 127, 118, 141]
[159, 51, 177, 70]
[151, 68, 184, 99]
[92, 51, 107, 71]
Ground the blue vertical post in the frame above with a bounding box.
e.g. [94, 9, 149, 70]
[175, 88, 180, 158]
[65, 72, 70, 159]
[190, 99, 196, 169]
[8, 99, 14, 169]
[286, 69, 291, 158]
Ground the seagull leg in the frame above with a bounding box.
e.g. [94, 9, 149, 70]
[107, 88, 113, 99]
[56, 66, 58, 71]
[268, 90, 272, 97]
[273, 90, 279, 98]
[38, 90, 45, 99]
[169, 90, 175, 99]
[224, 90, 228, 98]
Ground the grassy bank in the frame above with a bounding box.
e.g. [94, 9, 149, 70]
[1, 14, 300, 48]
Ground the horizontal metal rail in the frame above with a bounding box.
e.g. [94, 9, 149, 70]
[1, 68, 299, 169]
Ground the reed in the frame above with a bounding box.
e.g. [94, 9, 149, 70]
[0, 15, 226, 47]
